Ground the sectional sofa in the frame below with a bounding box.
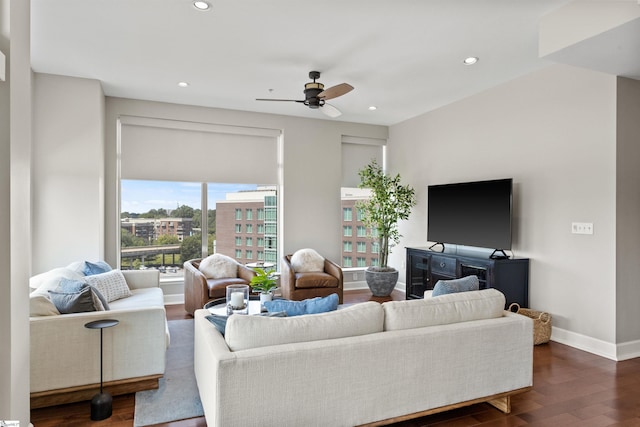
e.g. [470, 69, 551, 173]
[29, 264, 169, 408]
[194, 288, 533, 426]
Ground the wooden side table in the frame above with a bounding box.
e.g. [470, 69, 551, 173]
[84, 319, 119, 421]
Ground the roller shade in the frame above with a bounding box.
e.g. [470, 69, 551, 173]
[120, 117, 280, 184]
[341, 136, 385, 188]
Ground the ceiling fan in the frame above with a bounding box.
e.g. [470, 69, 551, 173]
[256, 71, 354, 118]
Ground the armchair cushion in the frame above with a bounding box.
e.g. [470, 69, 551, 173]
[294, 272, 339, 289]
[290, 248, 325, 272]
[199, 254, 238, 279]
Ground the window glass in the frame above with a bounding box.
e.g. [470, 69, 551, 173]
[246, 209, 253, 220]
[235, 209, 242, 220]
[343, 241, 352, 252]
[343, 207, 352, 221]
[343, 226, 352, 237]
[235, 236, 242, 246]
[343, 256, 352, 267]
[246, 237, 253, 246]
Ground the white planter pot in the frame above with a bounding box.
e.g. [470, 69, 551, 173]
[259, 292, 273, 305]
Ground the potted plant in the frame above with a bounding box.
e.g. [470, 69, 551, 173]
[250, 267, 278, 305]
[357, 159, 416, 296]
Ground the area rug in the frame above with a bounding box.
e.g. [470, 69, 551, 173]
[134, 319, 204, 427]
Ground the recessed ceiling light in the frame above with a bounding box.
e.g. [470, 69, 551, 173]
[178, 82, 189, 88]
[368, 106, 377, 111]
[193, 1, 211, 11]
[463, 57, 479, 65]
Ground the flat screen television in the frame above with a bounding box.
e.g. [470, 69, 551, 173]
[427, 178, 513, 253]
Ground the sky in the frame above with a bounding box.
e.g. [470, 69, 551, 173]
[121, 180, 258, 214]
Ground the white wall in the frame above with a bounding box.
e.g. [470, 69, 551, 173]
[104, 97, 387, 268]
[389, 64, 619, 354]
[32, 73, 105, 273]
[616, 77, 640, 346]
[0, 0, 32, 423]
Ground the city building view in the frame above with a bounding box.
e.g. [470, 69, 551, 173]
[120, 182, 377, 276]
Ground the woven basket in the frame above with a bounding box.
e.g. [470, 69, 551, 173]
[509, 303, 552, 345]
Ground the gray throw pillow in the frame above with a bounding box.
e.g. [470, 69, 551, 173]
[432, 275, 479, 297]
[48, 287, 97, 314]
[58, 278, 110, 311]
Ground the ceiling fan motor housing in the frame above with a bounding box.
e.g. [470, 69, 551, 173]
[304, 81, 325, 108]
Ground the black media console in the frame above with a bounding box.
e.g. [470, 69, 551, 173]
[405, 247, 529, 307]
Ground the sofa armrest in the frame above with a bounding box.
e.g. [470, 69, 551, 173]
[122, 269, 160, 290]
[30, 306, 167, 393]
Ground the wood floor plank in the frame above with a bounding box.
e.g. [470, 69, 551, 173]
[30, 290, 640, 426]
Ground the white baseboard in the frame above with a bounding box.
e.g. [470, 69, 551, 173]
[343, 281, 407, 293]
[550, 326, 621, 360]
[163, 293, 184, 305]
[615, 339, 640, 361]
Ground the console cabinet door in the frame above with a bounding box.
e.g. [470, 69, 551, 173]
[406, 249, 431, 299]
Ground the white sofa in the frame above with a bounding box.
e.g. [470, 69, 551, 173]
[194, 288, 533, 427]
[29, 264, 169, 408]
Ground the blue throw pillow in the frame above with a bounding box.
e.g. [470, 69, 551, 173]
[58, 278, 110, 310]
[83, 261, 112, 276]
[432, 275, 479, 297]
[48, 287, 97, 314]
[264, 293, 339, 316]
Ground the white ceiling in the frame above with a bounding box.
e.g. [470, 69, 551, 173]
[31, 0, 580, 126]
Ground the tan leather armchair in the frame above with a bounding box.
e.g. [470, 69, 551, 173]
[280, 254, 343, 304]
[183, 258, 255, 315]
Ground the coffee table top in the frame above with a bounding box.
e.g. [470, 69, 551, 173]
[204, 297, 266, 316]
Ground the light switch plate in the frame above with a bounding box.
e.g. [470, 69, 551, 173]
[572, 222, 593, 235]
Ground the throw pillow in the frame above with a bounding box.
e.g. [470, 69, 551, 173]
[29, 294, 61, 316]
[205, 311, 287, 336]
[198, 253, 238, 279]
[431, 275, 479, 297]
[84, 270, 132, 302]
[83, 261, 112, 276]
[290, 248, 325, 272]
[48, 287, 97, 314]
[264, 293, 339, 316]
[58, 278, 110, 311]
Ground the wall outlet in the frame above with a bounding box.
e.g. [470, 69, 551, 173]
[572, 222, 594, 235]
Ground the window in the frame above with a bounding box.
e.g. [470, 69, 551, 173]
[343, 226, 352, 237]
[357, 257, 367, 267]
[235, 236, 242, 246]
[235, 208, 242, 220]
[343, 207, 352, 221]
[371, 258, 379, 267]
[257, 237, 264, 247]
[343, 241, 352, 252]
[246, 224, 253, 233]
[357, 225, 367, 237]
[343, 256, 352, 267]
[257, 208, 264, 220]
[357, 242, 367, 253]
[235, 249, 242, 258]
[257, 224, 264, 234]
[246, 237, 253, 246]
[246, 209, 253, 220]
[371, 241, 380, 254]
[246, 250, 253, 259]
[257, 250, 264, 261]
[235, 224, 242, 233]
[357, 208, 365, 221]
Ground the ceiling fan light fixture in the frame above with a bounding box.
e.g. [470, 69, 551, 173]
[193, 1, 211, 11]
[463, 56, 479, 65]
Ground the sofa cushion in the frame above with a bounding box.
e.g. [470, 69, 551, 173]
[48, 287, 98, 314]
[83, 260, 112, 276]
[431, 275, 479, 297]
[290, 248, 325, 273]
[84, 270, 132, 302]
[29, 294, 61, 316]
[199, 254, 238, 279]
[58, 278, 110, 311]
[225, 301, 384, 351]
[29, 267, 84, 290]
[382, 288, 506, 331]
[264, 293, 339, 316]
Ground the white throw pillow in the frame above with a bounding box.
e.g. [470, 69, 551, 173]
[84, 270, 132, 302]
[29, 294, 61, 316]
[290, 248, 325, 273]
[29, 267, 84, 290]
[199, 254, 238, 279]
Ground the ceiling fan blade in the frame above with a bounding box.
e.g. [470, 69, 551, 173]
[318, 83, 354, 100]
[321, 103, 342, 118]
[255, 98, 305, 103]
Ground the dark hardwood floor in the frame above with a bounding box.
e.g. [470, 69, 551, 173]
[30, 289, 640, 427]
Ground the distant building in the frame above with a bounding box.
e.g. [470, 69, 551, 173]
[341, 188, 379, 268]
[216, 187, 278, 265]
[121, 217, 193, 243]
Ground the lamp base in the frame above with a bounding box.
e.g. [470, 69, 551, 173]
[90, 391, 113, 421]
